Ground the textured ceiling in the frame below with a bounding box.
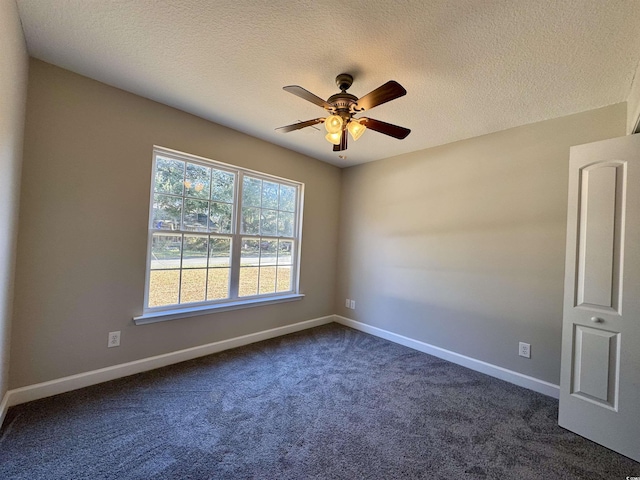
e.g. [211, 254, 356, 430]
[15, 0, 640, 167]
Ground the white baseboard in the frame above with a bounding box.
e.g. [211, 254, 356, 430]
[4, 315, 334, 409]
[334, 315, 560, 399]
[1, 313, 559, 419]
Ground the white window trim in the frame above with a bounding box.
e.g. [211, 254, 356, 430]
[136, 146, 304, 323]
[133, 293, 305, 325]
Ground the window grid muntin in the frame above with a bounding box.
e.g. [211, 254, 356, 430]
[236, 236, 297, 297]
[240, 174, 299, 238]
[148, 232, 233, 308]
[237, 236, 295, 297]
[145, 147, 301, 313]
[238, 174, 298, 298]
[152, 157, 236, 234]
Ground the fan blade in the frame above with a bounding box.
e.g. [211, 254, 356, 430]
[283, 86, 331, 110]
[276, 118, 324, 133]
[333, 132, 348, 151]
[360, 118, 411, 139]
[355, 81, 407, 111]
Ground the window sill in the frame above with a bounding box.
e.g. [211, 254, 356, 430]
[133, 294, 305, 325]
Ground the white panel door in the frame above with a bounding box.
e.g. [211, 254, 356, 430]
[559, 133, 640, 462]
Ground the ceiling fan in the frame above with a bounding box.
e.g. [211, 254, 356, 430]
[276, 73, 411, 152]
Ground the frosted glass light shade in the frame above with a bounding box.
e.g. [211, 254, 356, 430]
[325, 131, 342, 145]
[324, 115, 343, 134]
[347, 120, 366, 141]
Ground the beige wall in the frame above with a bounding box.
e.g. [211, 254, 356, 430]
[0, 0, 28, 401]
[6, 57, 631, 391]
[10, 59, 341, 388]
[335, 104, 626, 385]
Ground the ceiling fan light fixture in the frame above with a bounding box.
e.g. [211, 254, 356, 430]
[325, 131, 342, 145]
[347, 119, 366, 141]
[278, 75, 410, 152]
[324, 115, 343, 134]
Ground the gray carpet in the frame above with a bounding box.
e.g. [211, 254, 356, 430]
[1, 323, 638, 479]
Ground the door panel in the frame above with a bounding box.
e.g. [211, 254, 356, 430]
[559, 133, 640, 462]
[571, 325, 619, 408]
[576, 163, 623, 311]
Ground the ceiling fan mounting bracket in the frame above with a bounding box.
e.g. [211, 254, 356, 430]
[335, 73, 353, 92]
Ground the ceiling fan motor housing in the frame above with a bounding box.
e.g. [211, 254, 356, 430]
[327, 92, 358, 125]
[328, 73, 359, 125]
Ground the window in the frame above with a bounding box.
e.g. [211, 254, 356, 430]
[142, 147, 303, 318]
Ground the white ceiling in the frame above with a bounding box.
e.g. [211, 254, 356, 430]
[15, 0, 640, 168]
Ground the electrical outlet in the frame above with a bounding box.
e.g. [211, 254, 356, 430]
[108, 331, 121, 348]
[350, 299, 356, 309]
[519, 342, 530, 358]
[345, 298, 350, 308]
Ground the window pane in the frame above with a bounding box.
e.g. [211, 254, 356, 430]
[209, 202, 233, 233]
[183, 198, 209, 232]
[239, 267, 259, 297]
[182, 235, 208, 269]
[259, 266, 276, 295]
[262, 181, 279, 209]
[151, 233, 182, 270]
[260, 239, 277, 265]
[155, 157, 184, 195]
[149, 270, 180, 307]
[184, 163, 210, 199]
[278, 240, 293, 265]
[180, 269, 206, 303]
[276, 266, 291, 292]
[241, 207, 260, 234]
[277, 211, 294, 237]
[279, 184, 296, 212]
[211, 169, 234, 203]
[207, 268, 230, 300]
[153, 194, 182, 230]
[148, 151, 302, 311]
[209, 237, 231, 267]
[242, 176, 262, 207]
[260, 209, 277, 236]
[241, 239, 260, 266]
